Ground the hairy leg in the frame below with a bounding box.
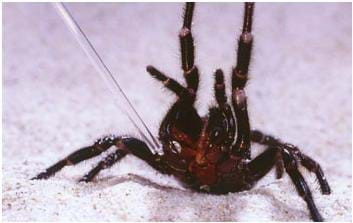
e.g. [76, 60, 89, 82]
[79, 137, 165, 182]
[250, 129, 331, 194]
[247, 146, 278, 181]
[32, 135, 122, 180]
[33, 136, 169, 183]
[247, 144, 326, 221]
[281, 146, 324, 222]
[79, 150, 127, 182]
[146, 3, 199, 103]
[299, 153, 331, 194]
[146, 65, 194, 102]
[180, 2, 199, 94]
[231, 3, 255, 159]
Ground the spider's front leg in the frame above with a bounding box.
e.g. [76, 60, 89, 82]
[179, 2, 199, 95]
[231, 3, 255, 159]
[146, 2, 199, 101]
[146, 2, 203, 153]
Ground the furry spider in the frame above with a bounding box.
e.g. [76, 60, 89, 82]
[33, 2, 331, 221]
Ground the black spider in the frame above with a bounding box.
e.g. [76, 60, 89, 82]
[33, 3, 331, 221]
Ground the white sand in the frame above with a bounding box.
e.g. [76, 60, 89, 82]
[3, 3, 351, 221]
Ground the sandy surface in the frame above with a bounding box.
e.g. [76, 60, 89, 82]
[3, 2, 352, 221]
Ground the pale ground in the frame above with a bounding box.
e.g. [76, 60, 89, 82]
[3, 3, 352, 221]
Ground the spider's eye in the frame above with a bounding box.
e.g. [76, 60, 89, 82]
[213, 130, 220, 138]
[171, 140, 182, 153]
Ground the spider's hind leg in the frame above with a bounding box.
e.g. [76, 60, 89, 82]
[79, 137, 161, 182]
[247, 144, 326, 221]
[280, 146, 324, 222]
[33, 136, 164, 182]
[248, 129, 331, 221]
[79, 149, 127, 182]
[251, 130, 331, 195]
[32, 135, 122, 180]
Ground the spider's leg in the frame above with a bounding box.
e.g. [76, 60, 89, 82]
[247, 146, 278, 181]
[79, 150, 127, 182]
[231, 3, 255, 159]
[147, 66, 202, 149]
[275, 153, 285, 179]
[298, 153, 331, 194]
[251, 129, 331, 194]
[79, 137, 167, 182]
[31, 135, 122, 180]
[281, 147, 323, 222]
[179, 2, 199, 94]
[250, 129, 284, 178]
[110, 137, 170, 175]
[232, 2, 254, 89]
[214, 69, 235, 146]
[247, 145, 284, 180]
[247, 145, 325, 221]
[284, 144, 331, 194]
[146, 65, 194, 101]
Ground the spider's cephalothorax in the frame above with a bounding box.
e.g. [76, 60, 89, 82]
[33, 3, 331, 221]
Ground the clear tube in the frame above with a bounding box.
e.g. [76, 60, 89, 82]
[52, 2, 160, 152]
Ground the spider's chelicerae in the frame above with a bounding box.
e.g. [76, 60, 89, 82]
[33, 2, 331, 221]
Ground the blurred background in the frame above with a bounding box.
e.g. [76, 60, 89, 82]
[3, 3, 351, 221]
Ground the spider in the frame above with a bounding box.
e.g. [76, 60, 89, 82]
[33, 2, 331, 221]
